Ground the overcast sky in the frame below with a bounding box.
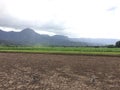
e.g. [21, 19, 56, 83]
[0, 0, 120, 38]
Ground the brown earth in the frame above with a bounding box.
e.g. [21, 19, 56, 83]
[0, 53, 120, 90]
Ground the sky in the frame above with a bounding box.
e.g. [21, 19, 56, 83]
[0, 0, 120, 39]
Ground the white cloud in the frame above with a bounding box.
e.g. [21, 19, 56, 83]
[0, 0, 120, 38]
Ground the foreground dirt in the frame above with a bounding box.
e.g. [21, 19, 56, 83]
[0, 53, 120, 90]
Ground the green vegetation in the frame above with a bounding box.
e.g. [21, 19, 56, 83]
[0, 46, 120, 55]
[115, 41, 120, 47]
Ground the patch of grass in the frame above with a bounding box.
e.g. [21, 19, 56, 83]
[0, 46, 120, 55]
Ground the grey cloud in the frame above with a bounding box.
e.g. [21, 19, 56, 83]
[107, 6, 117, 11]
[0, 11, 35, 29]
[40, 22, 65, 30]
[0, 12, 65, 35]
[0, 15, 66, 34]
[0, 1, 65, 35]
[37, 22, 66, 34]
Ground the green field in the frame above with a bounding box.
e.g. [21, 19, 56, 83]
[0, 46, 120, 56]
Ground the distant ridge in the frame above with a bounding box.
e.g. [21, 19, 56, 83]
[0, 28, 118, 46]
[71, 38, 119, 45]
[0, 28, 89, 46]
[21, 28, 36, 33]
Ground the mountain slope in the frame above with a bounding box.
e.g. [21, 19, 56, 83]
[0, 28, 88, 46]
[71, 38, 119, 45]
[0, 28, 117, 46]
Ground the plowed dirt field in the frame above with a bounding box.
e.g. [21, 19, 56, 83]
[0, 53, 120, 90]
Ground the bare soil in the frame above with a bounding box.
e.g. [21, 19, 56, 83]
[0, 53, 120, 90]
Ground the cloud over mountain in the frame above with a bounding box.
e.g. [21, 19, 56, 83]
[0, 0, 65, 35]
[0, 0, 120, 39]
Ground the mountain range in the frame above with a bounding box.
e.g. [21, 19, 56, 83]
[0, 28, 89, 46]
[0, 28, 119, 46]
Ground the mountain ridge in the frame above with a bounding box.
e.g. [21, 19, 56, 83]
[0, 28, 89, 46]
[0, 28, 118, 46]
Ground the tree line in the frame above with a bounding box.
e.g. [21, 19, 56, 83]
[115, 41, 120, 47]
[107, 41, 120, 48]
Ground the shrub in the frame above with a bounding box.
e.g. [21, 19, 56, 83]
[115, 41, 120, 47]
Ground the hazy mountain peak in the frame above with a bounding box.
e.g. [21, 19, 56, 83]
[21, 28, 35, 33]
[0, 29, 4, 32]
